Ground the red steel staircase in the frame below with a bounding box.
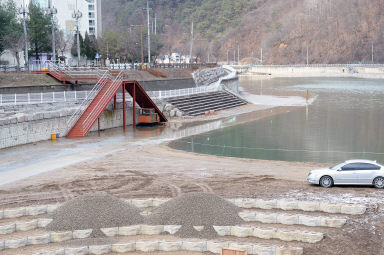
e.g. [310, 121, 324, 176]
[66, 71, 123, 138]
[66, 73, 168, 138]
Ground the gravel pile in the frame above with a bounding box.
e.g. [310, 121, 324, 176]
[46, 193, 144, 237]
[146, 192, 244, 239]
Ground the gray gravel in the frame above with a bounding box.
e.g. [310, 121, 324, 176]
[146, 192, 244, 239]
[46, 193, 145, 237]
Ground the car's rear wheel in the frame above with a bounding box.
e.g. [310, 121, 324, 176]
[320, 176, 333, 188]
[373, 177, 384, 189]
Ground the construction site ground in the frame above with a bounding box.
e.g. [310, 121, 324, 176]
[0, 131, 383, 254]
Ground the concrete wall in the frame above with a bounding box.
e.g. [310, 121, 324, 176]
[249, 66, 384, 78]
[139, 78, 195, 91]
[0, 103, 133, 150]
[0, 78, 195, 94]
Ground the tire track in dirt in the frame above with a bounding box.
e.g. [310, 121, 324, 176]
[195, 183, 214, 193]
[168, 184, 182, 197]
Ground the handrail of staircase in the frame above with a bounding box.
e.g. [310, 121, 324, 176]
[79, 71, 124, 135]
[65, 70, 114, 136]
[46, 60, 72, 79]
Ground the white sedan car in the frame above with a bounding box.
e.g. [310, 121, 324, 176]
[307, 159, 384, 188]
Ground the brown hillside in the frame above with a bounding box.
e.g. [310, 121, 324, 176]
[102, 0, 384, 64]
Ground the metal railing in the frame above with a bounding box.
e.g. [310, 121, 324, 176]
[65, 71, 115, 135]
[0, 84, 222, 107]
[0, 91, 90, 106]
[79, 72, 124, 135]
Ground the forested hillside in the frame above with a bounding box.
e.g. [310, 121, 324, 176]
[102, 0, 384, 64]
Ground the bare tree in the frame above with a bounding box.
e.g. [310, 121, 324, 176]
[56, 30, 72, 63]
[3, 33, 24, 71]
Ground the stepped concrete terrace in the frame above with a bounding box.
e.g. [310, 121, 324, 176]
[166, 91, 247, 116]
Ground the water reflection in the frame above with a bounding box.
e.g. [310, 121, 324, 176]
[170, 77, 384, 163]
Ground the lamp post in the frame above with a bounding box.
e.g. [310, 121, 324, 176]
[143, 1, 152, 67]
[72, 0, 82, 66]
[46, 0, 57, 62]
[19, 0, 29, 69]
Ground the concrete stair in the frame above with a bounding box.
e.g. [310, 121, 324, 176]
[166, 91, 247, 116]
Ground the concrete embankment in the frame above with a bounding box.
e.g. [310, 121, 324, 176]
[0, 78, 196, 94]
[247, 65, 384, 79]
[0, 102, 133, 150]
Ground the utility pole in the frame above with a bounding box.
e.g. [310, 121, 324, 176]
[131, 25, 144, 65]
[237, 44, 240, 64]
[72, 0, 83, 66]
[20, 0, 28, 69]
[260, 48, 263, 65]
[371, 42, 374, 64]
[154, 13, 157, 35]
[143, 1, 152, 67]
[227, 49, 229, 64]
[233, 48, 235, 64]
[306, 45, 309, 65]
[189, 21, 194, 64]
[47, 0, 57, 62]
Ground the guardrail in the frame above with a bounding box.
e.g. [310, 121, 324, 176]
[0, 85, 220, 107]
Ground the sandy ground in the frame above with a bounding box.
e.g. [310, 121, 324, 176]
[0, 73, 60, 87]
[1, 77, 384, 254]
[1, 143, 384, 255]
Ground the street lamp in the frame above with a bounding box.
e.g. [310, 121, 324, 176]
[19, 0, 29, 69]
[143, 1, 152, 67]
[46, 0, 57, 62]
[72, 0, 82, 66]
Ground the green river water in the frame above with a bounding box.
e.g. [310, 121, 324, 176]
[170, 77, 384, 163]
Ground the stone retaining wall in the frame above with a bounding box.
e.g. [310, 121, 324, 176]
[0, 229, 92, 251]
[0, 218, 52, 234]
[239, 211, 347, 228]
[0, 198, 366, 220]
[30, 240, 303, 255]
[99, 224, 323, 243]
[193, 67, 227, 87]
[0, 102, 134, 149]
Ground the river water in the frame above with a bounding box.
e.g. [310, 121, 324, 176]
[170, 76, 384, 163]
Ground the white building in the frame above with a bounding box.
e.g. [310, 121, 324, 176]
[0, 0, 102, 66]
[11, 0, 102, 37]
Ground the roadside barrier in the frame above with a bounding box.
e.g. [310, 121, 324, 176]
[30, 240, 303, 255]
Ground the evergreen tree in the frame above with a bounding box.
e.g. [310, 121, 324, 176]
[84, 32, 98, 60]
[71, 33, 86, 57]
[0, 0, 19, 54]
[27, 2, 52, 60]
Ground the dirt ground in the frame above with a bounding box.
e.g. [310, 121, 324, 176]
[0, 69, 193, 87]
[0, 73, 60, 87]
[1, 143, 384, 255]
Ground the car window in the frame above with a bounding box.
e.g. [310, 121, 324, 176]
[356, 163, 381, 170]
[331, 163, 344, 170]
[341, 163, 361, 171]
